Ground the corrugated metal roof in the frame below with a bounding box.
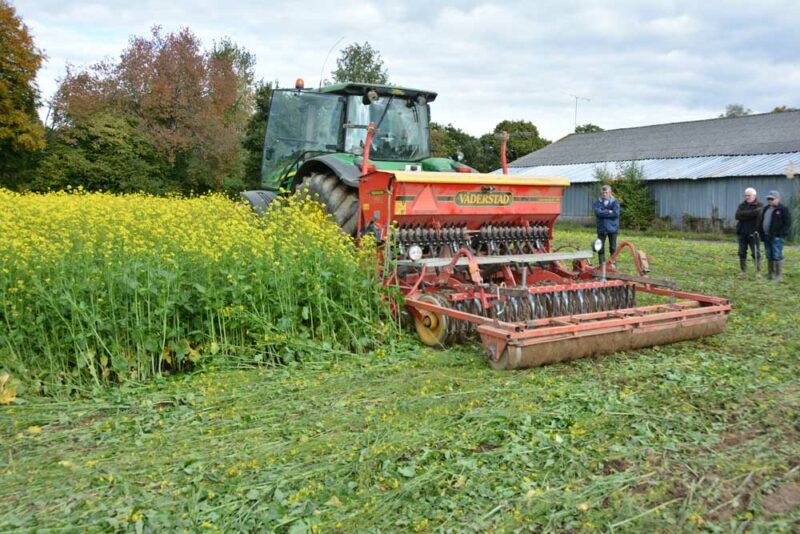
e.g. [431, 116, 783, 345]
[511, 110, 800, 167]
[503, 153, 800, 183]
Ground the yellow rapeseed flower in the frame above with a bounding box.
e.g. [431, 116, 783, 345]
[1, 188, 391, 386]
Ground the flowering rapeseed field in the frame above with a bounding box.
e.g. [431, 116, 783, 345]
[0, 188, 392, 393]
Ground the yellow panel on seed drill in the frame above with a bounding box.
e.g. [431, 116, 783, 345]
[391, 171, 570, 187]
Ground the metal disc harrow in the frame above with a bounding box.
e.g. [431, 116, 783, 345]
[414, 282, 636, 346]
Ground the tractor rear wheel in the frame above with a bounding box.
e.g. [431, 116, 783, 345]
[299, 172, 359, 236]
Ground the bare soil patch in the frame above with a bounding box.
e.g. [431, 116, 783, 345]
[763, 481, 800, 515]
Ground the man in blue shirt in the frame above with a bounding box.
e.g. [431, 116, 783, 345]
[758, 190, 792, 282]
[593, 185, 621, 266]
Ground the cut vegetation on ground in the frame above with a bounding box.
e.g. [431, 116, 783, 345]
[1, 192, 799, 531]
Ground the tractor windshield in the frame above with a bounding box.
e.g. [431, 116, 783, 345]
[344, 96, 431, 161]
[261, 90, 345, 188]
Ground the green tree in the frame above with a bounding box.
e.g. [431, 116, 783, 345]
[789, 190, 799, 243]
[0, 0, 46, 189]
[593, 162, 655, 230]
[772, 105, 799, 113]
[331, 42, 388, 84]
[242, 80, 275, 189]
[35, 113, 170, 192]
[50, 26, 255, 194]
[429, 122, 487, 169]
[476, 120, 550, 172]
[719, 104, 751, 118]
[575, 123, 603, 134]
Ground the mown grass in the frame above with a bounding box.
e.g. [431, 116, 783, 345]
[2, 228, 799, 531]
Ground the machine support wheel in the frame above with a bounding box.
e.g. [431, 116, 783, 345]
[413, 293, 452, 347]
[298, 172, 359, 235]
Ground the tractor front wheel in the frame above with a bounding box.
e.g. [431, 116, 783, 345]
[298, 172, 359, 236]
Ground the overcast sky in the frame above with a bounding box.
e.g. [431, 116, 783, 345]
[14, 0, 800, 141]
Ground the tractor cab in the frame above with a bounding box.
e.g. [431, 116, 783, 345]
[260, 82, 445, 191]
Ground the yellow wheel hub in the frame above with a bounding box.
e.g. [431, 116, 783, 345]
[413, 294, 450, 347]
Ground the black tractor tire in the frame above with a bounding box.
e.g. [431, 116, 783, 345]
[299, 172, 360, 236]
[240, 190, 279, 214]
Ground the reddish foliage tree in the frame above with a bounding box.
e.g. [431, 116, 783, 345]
[53, 26, 254, 192]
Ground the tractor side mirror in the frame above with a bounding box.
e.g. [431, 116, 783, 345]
[452, 151, 464, 162]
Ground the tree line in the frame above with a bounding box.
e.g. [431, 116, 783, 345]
[2, 5, 266, 195]
[3, 1, 796, 196]
[1, 4, 554, 194]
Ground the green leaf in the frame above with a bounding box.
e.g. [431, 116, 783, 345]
[111, 354, 127, 371]
[398, 464, 416, 478]
[288, 520, 309, 534]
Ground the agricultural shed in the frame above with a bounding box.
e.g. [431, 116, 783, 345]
[507, 111, 800, 229]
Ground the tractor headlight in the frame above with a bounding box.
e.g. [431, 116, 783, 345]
[408, 245, 423, 261]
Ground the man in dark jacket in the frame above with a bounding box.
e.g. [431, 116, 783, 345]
[758, 190, 792, 282]
[734, 187, 763, 276]
[592, 185, 621, 266]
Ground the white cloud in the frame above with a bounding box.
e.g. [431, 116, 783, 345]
[648, 14, 702, 37]
[13, 0, 800, 139]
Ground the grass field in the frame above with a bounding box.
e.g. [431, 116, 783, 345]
[2, 213, 799, 531]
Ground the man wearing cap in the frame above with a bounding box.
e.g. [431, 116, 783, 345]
[758, 190, 792, 282]
[734, 187, 763, 276]
[592, 185, 621, 266]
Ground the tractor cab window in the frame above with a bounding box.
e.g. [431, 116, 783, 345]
[344, 95, 431, 161]
[262, 90, 344, 187]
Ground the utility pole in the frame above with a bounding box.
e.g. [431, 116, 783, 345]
[566, 93, 590, 130]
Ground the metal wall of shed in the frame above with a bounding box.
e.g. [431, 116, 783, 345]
[557, 177, 798, 228]
[562, 183, 595, 218]
[650, 176, 798, 228]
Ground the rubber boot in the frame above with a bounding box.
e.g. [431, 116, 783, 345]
[738, 257, 747, 276]
[766, 260, 774, 280]
[774, 260, 783, 283]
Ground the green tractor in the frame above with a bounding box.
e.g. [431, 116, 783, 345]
[241, 81, 473, 233]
